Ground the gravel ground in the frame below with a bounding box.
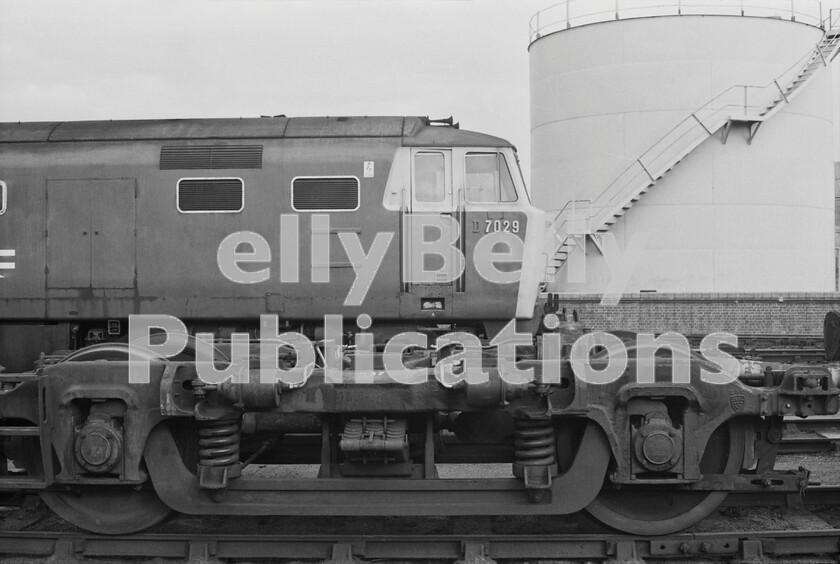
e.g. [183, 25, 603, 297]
[775, 450, 840, 486]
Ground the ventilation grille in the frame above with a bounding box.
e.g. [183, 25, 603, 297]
[161, 145, 263, 170]
[292, 177, 359, 211]
[177, 178, 244, 213]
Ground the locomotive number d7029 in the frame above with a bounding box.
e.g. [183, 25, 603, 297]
[485, 219, 520, 233]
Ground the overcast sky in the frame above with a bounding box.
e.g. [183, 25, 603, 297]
[1, 0, 838, 182]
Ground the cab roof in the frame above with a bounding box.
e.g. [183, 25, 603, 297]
[0, 116, 513, 148]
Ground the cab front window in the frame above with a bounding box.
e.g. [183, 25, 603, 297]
[465, 152, 517, 203]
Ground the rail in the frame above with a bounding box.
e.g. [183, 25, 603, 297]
[5, 525, 840, 562]
[530, 0, 830, 43]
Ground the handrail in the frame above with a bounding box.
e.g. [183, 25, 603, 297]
[543, 198, 585, 228]
[589, 32, 838, 224]
[530, 0, 827, 43]
[541, 27, 838, 277]
[542, 200, 590, 255]
[558, 37, 815, 219]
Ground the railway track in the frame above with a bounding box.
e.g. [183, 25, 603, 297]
[742, 347, 827, 364]
[780, 417, 840, 453]
[686, 333, 829, 364]
[2, 527, 840, 563]
[3, 487, 840, 563]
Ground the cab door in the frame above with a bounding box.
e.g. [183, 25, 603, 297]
[401, 149, 461, 318]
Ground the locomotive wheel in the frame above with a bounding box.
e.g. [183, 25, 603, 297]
[584, 420, 745, 536]
[40, 486, 172, 534]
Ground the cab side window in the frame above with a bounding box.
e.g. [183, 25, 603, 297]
[465, 153, 517, 203]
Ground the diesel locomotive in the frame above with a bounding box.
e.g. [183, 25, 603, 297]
[0, 116, 837, 536]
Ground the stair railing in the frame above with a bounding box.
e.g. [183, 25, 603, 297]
[541, 199, 591, 274]
[542, 21, 839, 279]
[586, 37, 829, 230]
[826, 8, 839, 29]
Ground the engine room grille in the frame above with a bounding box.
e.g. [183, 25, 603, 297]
[177, 178, 244, 213]
[160, 145, 263, 170]
[292, 177, 359, 211]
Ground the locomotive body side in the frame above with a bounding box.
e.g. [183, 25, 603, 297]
[0, 116, 543, 371]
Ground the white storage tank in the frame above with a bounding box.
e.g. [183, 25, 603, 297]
[530, 0, 839, 293]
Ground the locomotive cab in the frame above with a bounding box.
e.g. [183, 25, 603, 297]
[383, 140, 545, 329]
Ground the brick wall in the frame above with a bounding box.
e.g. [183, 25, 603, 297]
[558, 293, 840, 335]
[569, 163, 840, 336]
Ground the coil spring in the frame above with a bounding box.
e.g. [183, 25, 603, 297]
[513, 419, 557, 467]
[198, 419, 241, 468]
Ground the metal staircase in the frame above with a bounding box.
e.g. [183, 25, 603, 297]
[543, 21, 840, 283]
